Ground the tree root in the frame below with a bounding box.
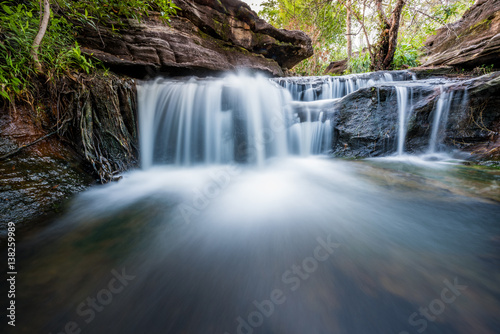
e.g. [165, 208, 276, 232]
[0, 131, 57, 161]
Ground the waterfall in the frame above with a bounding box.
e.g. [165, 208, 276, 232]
[287, 103, 333, 156]
[139, 71, 467, 165]
[274, 70, 414, 101]
[395, 86, 413, 155]
[138, 74, 334, 168]
[428, 86, 452, 154]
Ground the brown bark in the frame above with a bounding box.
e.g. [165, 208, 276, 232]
[339, 0, 374, 65]
[31, 0, 51, 73]
[346, 0, 352, 59]
[372, 0, 406, 71]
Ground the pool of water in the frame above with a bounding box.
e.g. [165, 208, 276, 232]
[3, 157, 500, 334]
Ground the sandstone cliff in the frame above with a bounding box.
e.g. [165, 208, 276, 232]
[423, 0, 500, 68]
[78, 0, 313, 77]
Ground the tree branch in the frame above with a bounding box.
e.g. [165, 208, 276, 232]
[31, 0, 51, 73]
[376, 0, 389, 26]
[0, 131, 57, 161]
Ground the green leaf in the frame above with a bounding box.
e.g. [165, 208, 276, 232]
[2, 4, 13, 14]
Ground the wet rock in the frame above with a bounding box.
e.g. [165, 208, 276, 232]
[0, 72, 139, 235]
[446, 72, 500, 159]
[331, 85, 437, 157]
[0, 107, 94, 238]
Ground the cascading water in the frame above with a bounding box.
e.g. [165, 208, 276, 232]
[427, 87, 469, 155]
[138, 75, 292, 167]
[138, 74, 334, 168]
[139, 72, 465, 164]
[10, 70, 500, 334]
[274, 70, 414, 101]
[428, 86, 453, 154]
[395, 86, 413, 155]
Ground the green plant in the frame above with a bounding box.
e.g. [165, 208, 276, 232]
[392, 43, 421, 69]
[472, 64, 495, 76]
[56, 0, 180, 29]
[346, 51, 370, 74]
[0, 0, 178, 102]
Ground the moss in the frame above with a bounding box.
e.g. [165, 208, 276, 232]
[211, 18, 231, 41]
[457, 17, 494, 38]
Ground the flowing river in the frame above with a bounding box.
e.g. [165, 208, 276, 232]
[2, 73, 500, 334]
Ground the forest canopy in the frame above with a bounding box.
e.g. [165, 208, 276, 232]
[259, 0, 474, 75]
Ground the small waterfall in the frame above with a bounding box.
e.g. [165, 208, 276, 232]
[428, 86, 453, 154]
[395, 86, 413, 155]
[288, 104, 333, 156]
[427, 87, 468, 154]
[138, 74, 334, 168]
[274, 71, 415, 101]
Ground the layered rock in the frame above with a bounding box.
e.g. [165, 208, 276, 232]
[324, 59, 348, 75]
[423, 0, 500, 68]
[78, 0, 313, 77]
[330, 73, 500, 159]
[281, 71, 500, 159]
[0, 73, 138, 235]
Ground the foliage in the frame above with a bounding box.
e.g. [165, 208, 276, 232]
[55, 0, 180, 30]
[0, 1, 86, 100]
[472, 64, 495, 76]
[0, 0, 178, 101]
[260, 0, 346, 76]
[261, 0, 474, 75]
[346, 51, 370, 74]
[391, 41, 420, 69]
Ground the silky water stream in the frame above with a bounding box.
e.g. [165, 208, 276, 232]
[3, 73, 500, 334]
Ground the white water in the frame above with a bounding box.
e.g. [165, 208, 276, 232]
[12, 72, 500, 334]
[138, 74, 334, 168]
[274, 71, 414, 101]
[395, 86, 412, 155]
[428, 86, 453, 154]
[139, 72, 468, 167]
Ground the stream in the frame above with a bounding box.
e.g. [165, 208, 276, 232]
[2, 72, 500, 334]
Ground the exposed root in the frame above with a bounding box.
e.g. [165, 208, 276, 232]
[0, 131, 57, 161]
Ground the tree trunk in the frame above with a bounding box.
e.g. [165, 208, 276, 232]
[346, 0, 352, 60]
[31, 0, 51, 73]
[371, 0, 406, 71]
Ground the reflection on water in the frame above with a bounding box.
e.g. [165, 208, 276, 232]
[3, 158, 500, 334]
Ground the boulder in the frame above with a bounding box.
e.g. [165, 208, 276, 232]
[78, 0, 313, 77]
[423, 0, 500, 68]
[324, 59, 348, 75]
[329, 72, 500, 159]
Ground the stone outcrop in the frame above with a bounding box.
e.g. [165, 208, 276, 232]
[0, 73, 138, 235]
[329, 72, 500, 159]
[78, 0, 313, 77]
[0, 105, 93, 236]
[423, 0, 500, 68]
[283, 71, 500, 159]
[324, 59, 348, 75]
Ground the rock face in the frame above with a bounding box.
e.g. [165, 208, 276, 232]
[328, 73, 500, 159]
[448, 72, 500, 159]
[78, 0, 313, 77]
[0, 73, 138, 234]
[423, 0, 500, 68]
[324, 59, 348, 75]
[0, 106, 94, 237]
[330, 84, 437, 157]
